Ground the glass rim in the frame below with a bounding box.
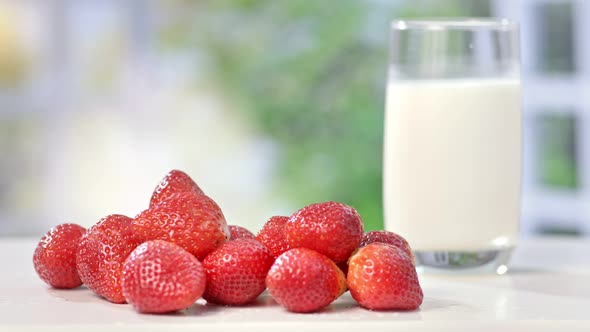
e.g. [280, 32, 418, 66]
[392, 18, 518, 31]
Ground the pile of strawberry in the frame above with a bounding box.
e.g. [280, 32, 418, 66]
[33, 170, 423, 314]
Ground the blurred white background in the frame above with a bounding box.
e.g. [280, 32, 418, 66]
[1, 0, 588, 238]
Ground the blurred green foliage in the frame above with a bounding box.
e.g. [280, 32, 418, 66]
[537, 112, 579, 189]
[535, 2, 575, 73]
[158, 0, 490, 229]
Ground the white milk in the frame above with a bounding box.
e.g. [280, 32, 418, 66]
[383, 79, 521, 252]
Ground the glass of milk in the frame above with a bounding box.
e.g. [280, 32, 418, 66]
[384, 19, 521, 274]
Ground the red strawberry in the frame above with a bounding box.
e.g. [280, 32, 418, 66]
[285, 202, 363, 263]
[150, 169, 204, 208]
[360, 230, 414, 263]
[255, 216, 290, 258]
[202, 238, 274, 305]
[229, 225, 255, 240]
[266, 248, 346, 313]
[122, 240, 207, 313]
[336, 260, 349, 277]
[348, 243, 423, 311]
[33, 223, 86, 289]
[77, 214, 143, 303]
[134, 192, 229, 260]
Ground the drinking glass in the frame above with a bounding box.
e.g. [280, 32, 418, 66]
[383, 19, 521, 274]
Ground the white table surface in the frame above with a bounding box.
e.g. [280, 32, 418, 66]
[1, 237, 589, 331]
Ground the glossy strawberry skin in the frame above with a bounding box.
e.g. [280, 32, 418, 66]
[150, 169, 204, 208]
[229, 225, 255, 240]
[134, 192, 230, 260]
[122, 240, 206, 313]
[348, 243, 423, 311]
[33, 223, 86, 289]
[255, 216, 291, 258]
[360, 230, 414, 263]
[76, 214, 143, 303]
[285, 202, 364, 263]
[202, 238, 274, 305]
[266, 248, 347, 313]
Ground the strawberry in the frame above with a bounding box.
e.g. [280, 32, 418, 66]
[134, 192, 229, 260]
[77, 214, 143, 303]
[122, 240, 207, 313]
[255, 216, 291, 258]
[229, 225, 255, 240]
[336, 260, 349, 277]
[348, 243, 423, 311]
[33, 223, 86, 289]
[360, 230, 414, 263]
[150, 169, 204, 208]
[202, 238, 274, 305]
[285, 202, 363, 263]
[266, 248, 346, 313]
